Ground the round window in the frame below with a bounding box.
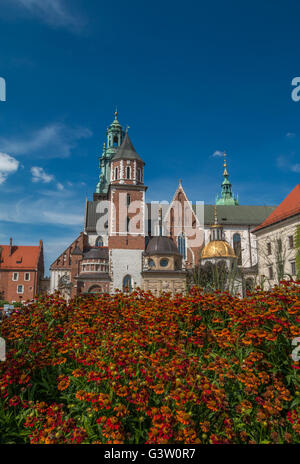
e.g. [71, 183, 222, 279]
[160, 258, 169, 267]
[148, 259, 155, 268]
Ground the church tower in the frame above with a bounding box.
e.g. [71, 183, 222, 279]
[95, 110, 125, 197]
[216, 153, 239, 205]
[108, 130, 147, 292]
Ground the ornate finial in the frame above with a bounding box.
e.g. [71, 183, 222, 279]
[179, 178, 182, 186]
[114, 106, 118, 119]
[126, 125, 130, 133]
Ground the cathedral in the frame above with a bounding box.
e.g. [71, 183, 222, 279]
[50, 111, 276, 298]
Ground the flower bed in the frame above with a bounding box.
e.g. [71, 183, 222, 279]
[0, 282, 299, 444]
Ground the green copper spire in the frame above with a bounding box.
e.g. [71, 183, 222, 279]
[216, 153, 239, 206]
[96, 110, 125, 194]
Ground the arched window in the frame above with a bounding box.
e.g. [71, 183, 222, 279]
[88, 285, 102, 294]
[178, 233, 186, 260]
[123, 275, 132, 293]
[115, 167, 118, 180]
[126, 166, 131, 179]
[113, 136, 118, 147]
[233, 233, 242, 265]
[138, 168, 142, 182]
[96, 236, 103, 247]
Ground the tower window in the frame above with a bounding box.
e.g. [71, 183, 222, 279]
[96, 236, 103, 247]
[115, 167, 118, 180]
[113, 136, 118, 147]
[126, 216, 130, 233]
[291, 261, 296, 275]
[127, 194, 131, 206]
[233, 233, 242, 265]
[126, 166, 131, 179]
[138, 168, 142, 182]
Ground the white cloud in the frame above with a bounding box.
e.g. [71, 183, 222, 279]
[56, 182, 64, 191]
[286, 132, 296, 138]
[0, 195, 84, 226]
[0, 123, 92, 159]
[43, 211, 83, 225]
[291, 164, 300, 173]
[212, 150, 224, 157]
[277, 155, 300, 174]
[0, 152, 19, 184]
[11, 0, 85, 30]
[31, 166, 54, 183]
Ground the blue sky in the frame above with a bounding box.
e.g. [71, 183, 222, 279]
[0, 0, 299, 273]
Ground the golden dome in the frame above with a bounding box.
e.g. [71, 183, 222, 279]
[201, 240, 237, 259]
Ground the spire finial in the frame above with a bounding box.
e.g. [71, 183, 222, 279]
[179, 178, 182, 186]
[223, 151, 229, 177]
[126, 125, 130, 134]
[114, 106, 118, 119]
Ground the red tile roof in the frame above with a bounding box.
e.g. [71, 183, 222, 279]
[0, 244, 42, 270]
[253, 184, 300, 232]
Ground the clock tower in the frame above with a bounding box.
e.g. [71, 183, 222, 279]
[108, 130, 147, 292]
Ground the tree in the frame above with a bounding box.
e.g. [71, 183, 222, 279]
[258, 234, 292, 286]
[188, 259, 243, 295]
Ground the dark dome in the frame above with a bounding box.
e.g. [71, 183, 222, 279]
[145, 236, 180, 255]
[83, 248, 108, 259]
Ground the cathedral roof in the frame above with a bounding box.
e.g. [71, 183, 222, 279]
[145, 236, 180, 256]
[85, 201, 277, 234]
[253, 184, 300, 232]
[111, 132, 144, 163]
[198, 205, 276, 226]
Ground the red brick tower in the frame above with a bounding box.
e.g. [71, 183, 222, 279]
[108, 130, 147, 292]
